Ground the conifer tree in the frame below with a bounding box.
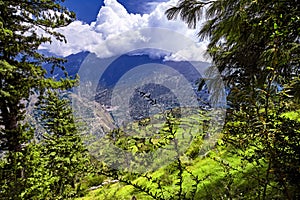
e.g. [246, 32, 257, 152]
[38, 90, 89, 199]
[0, 0, 75, 150]
[0, 0, 85, 198]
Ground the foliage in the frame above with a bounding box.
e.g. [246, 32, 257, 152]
[36, 90, 90, 199]
[0, 1, 90, 199]
[0, 0, 75, 150]
[166, 0, 299, 91]
[81, 90, 222, 200]
[0, 138, 54, 199]
[166, 0, 300, 199]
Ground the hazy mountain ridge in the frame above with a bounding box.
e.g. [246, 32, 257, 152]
[42, 51, 212, 133]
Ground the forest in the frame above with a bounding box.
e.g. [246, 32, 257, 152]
[0, 0, 299, 199]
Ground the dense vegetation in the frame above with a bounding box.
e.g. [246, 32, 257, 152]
[0, 0, 299, 199]
[0, 0, 89, 199]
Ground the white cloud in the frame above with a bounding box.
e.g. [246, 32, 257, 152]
[40, 0, 209, 62]
[164, 42, 211, 62]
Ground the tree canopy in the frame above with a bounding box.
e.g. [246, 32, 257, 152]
[0, 1, 88, 199]
[166, 0, 300, 198]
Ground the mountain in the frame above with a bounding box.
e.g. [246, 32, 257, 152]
[43, 51, 89, 79]
[43, 51, 211, 103]
[42, 51, 213, 130]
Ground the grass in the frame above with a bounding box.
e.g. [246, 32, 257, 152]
[76, 108, 295, 199]
[76, 109, 228, 199]
[76, 146, 257, 200]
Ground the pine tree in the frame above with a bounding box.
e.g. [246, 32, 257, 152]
[38, 90, 89, 199]
[0, 0, 75, 152]
[0, 0, 82, 198]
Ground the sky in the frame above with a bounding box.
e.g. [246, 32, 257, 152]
[41, 0, 209, 62]
[63, 0, 169, 23]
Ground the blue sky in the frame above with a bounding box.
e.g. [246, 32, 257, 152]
[63, 0, 169, 23]
[63, 0, 103, 23]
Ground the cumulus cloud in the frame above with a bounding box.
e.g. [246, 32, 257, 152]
[40, 0, 209, 62]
